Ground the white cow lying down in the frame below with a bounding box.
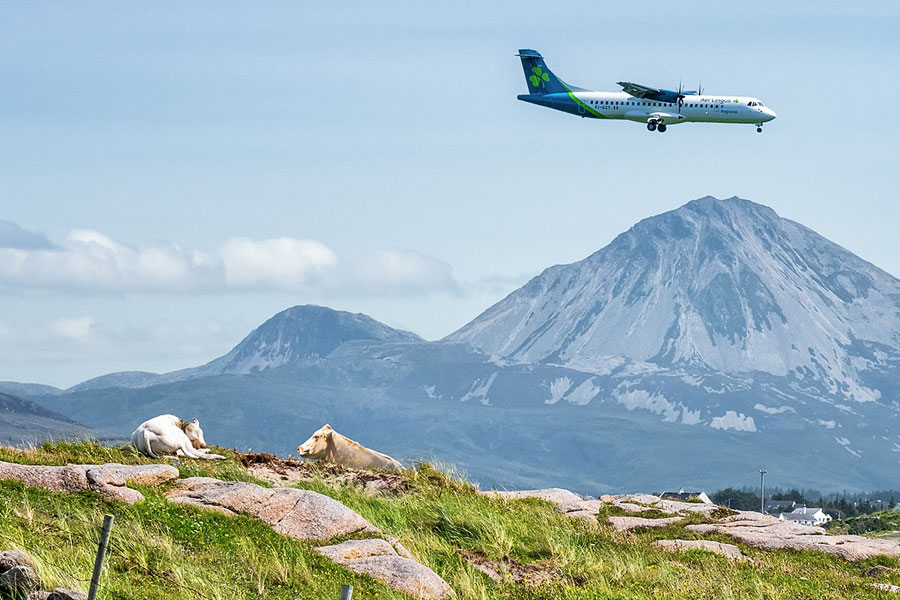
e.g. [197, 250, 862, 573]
[131, 414, 225, 460]
[297, 424, 402, 471]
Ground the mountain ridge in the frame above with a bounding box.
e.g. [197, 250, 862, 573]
[17, 196, 900, 492]
[69, 305, 422, 392]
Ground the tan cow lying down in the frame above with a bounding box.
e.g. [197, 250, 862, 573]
[297, 424, 402, 471]
[131, 414, 225, 460]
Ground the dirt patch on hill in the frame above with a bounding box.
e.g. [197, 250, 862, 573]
[238, 452, 409, 496]
[459, 550, 564, 587]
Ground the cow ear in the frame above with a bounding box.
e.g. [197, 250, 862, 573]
[323, 424, 332, 430]
[192, 418, 200, 426]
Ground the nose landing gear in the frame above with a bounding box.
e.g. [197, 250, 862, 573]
[756, 123, 763, 133]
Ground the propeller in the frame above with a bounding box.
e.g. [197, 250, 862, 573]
[674, 80, 703, 113]
[676, 80, 685, 113]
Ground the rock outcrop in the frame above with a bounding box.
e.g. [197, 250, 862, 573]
[607, 516, 683, 532]
[600, 493, 719, 516]
[652, 539, 745, 561]
[0, 461, 178, 504]
[315, 540, 453, 599]
[685, 511, 900, 561]
[0, 564, 39, 597]
[241, 453, 409, 496]
[30, 590, 87, 600]
[0, 551, 34, 573]
[488, 487, 900, 562]
[483, 488, 603, 522]
[167, 478, 453, 598]
[166, 477, 378, 541]
[484, 489, 719, 525]
[0, 548, 86, 600]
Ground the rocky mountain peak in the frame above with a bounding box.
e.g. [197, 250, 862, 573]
[448, 197, 900, 403]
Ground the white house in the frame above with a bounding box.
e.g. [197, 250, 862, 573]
[779, 506, 832, 526]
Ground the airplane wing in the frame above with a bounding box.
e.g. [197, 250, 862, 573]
[617, 81, 660, 99]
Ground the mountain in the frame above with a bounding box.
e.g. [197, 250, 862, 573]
[0, 392, 103, 446]
[69, 305, 422, 391]
[0, 381, 63, 397]
[448, 196, 900, 404]
[201, 304, 423, 375]
[23, 198, 900, 493]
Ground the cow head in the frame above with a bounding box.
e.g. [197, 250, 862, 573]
[183, 418, 208, 449]
[297, 424, 333, 459]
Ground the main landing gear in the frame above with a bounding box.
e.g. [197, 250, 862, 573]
[647, 119, 666, 133]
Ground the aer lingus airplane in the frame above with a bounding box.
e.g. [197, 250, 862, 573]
[517, 49, 776, 133]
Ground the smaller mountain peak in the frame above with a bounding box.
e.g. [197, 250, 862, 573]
[212, 305, 423, 375]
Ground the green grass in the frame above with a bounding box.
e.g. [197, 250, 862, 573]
[2, 442, 900, 599]
[827, 511, 900, 536]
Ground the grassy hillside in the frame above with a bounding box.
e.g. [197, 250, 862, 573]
[828, 511, 900, 536]
[1, 442, 899, 599]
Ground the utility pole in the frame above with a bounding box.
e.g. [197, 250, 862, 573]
[760, 469, 767, 514]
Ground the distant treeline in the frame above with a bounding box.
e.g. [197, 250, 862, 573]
[709, 487, 900, 518]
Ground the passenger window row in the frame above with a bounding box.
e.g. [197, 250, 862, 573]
[586, 100, 718, 109]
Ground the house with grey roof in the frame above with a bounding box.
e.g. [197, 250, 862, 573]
[778, 506, 832, 527]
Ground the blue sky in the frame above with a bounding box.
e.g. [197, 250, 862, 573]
[2, 1, 899, 387]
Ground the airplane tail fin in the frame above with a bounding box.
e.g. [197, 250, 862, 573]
[517, 49, 569, 95]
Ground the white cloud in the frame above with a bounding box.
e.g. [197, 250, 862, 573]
[0, 229, 217, 292]
[51, 317, 95, 342]
[221, 237, 338, 289]
[0, 221, 460, 297]
[343, 249, 461, 296]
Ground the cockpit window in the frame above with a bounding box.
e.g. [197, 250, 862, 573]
[757, 102, 764, 106]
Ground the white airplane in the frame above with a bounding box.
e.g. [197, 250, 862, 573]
[517, 49, 776, 133]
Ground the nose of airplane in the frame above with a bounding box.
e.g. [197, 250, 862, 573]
[762, 107, 776, 121]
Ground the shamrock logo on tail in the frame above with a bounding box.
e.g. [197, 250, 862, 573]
[529, 66, 550, 89]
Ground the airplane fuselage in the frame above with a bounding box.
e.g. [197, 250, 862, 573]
[518, 91, 775, 126]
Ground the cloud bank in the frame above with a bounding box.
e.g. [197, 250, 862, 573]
[0, 221, 460, 297]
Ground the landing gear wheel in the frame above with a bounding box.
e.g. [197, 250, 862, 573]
[757, 127, 763, 133]
[647, 122, 657, 131]
[658, 124, 667, 133]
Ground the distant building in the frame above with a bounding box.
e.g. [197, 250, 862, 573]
[778, 512, 816, 526]
[779, 506, 832, 526]
[660, 489, 713, 504]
